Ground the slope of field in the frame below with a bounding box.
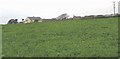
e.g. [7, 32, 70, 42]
[2, 18, 118, 57]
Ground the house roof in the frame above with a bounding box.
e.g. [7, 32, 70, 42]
[27, 17, 41, 20]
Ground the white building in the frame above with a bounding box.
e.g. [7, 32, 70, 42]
[24, 17, 42, 23]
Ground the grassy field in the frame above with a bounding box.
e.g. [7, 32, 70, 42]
[2, 17, 118, 57]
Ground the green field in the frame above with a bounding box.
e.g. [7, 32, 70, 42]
[2, 18, 118, 57]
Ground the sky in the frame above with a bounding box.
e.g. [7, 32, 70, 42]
[0, 0, 120, 24]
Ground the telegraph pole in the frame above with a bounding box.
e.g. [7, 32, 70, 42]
[118, 1, 120, 14]
[113, 2, 115, 16]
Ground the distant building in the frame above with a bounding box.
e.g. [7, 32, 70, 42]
[73, 15, 82, 19]
[84, 15, 95, 19]
[104, 14, 112, 18]
[24, 17, 42, 23]
[95, 15, 105, 18]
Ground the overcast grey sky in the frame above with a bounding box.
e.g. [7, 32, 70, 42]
[0, 0, 119, 24]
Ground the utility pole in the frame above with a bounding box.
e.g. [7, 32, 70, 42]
[113, 1, 115, 16]
[118, 1, 120, 14]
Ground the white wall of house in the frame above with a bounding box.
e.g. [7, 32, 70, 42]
[33, 19, 42, 22]
[38, 20, 42, 22]
[24, 18, 32, 23]
[24, 17, 42, 23]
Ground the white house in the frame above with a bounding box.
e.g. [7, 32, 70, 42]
[24, 17, 42, 23]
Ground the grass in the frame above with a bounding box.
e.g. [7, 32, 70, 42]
[2, 17, 118, 57]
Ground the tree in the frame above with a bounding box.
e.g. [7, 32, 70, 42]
[14, 19, 18, 24]
[56, 13, 69, 20]
[7, 19, 14, 24]
[22, 19, 24, 21]
[7, 19, 18, 24]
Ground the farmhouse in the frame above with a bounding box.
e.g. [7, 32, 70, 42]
[24, 17, 42, 23]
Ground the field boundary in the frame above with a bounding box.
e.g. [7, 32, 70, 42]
[0, 25, 2, 59]
[118, 16, 120, 57]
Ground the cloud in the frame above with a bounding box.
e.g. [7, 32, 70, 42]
[0, 0, 119, 24]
